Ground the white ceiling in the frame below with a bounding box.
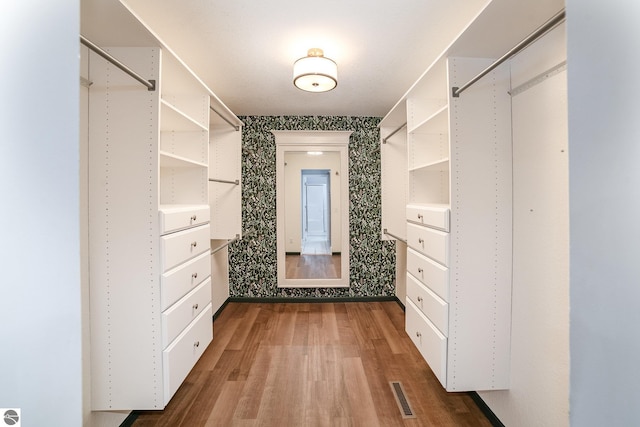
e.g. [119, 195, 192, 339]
[82, 0, 564, 118]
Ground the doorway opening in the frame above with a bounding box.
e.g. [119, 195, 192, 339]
[301, 169, 331, 255]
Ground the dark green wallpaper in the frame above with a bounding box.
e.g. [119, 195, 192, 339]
[228, 116, 396, 298]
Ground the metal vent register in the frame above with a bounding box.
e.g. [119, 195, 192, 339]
[390, 381, 416, 418]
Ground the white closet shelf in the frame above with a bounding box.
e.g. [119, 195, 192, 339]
[161, 99, 208, 132]
[409, 158, 449, 172]
[408, 105, 448, 134]
[160, 151, 208, 168]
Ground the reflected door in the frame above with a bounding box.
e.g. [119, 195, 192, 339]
[302, 169, 330, 239]
[305, 183, 327, 235]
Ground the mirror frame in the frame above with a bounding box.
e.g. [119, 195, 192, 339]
[273, 130, 351, 288]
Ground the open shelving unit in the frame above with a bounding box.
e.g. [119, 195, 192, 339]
[379, 0, 529, 392]
[84, 0, 242, 411]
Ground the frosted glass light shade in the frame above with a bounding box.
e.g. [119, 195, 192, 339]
[293, 48, 337, 93]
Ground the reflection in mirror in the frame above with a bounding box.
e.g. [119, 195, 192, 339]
[274, 130, 351, 288]
[283, 152, 341, 279]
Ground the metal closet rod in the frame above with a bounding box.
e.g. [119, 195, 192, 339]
[80, 35, 156, 91]
[384, 228, 407, 244]
[209, 178, 240, 185]
[210, 106, 241, 131]
[452, 8, 566, 98]
[382, 122, 407, 144]
[211, 234, 240, 255]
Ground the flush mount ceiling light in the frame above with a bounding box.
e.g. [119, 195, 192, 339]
[293, 48, 337, 93]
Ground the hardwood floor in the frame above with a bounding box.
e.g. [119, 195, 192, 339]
[285, 254, 341, 279]
[132, 302, 493, 426]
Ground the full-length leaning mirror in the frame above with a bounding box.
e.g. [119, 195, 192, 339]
[273, 130, 351, 287]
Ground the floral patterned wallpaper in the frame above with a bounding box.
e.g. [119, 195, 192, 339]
[228, 116, 396, 298]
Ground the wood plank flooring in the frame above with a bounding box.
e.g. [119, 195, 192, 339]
[285, 254, 341, 279]
[132, 302, 493, 426]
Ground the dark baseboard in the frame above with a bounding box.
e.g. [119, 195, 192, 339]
[393, 296, 405, 311]
[213, 298, 231, 320]
[227, 296, 398, 304]
[284, 252, 342, 256]
[119, 411, 139, 427]
[468, 392, 505, 427]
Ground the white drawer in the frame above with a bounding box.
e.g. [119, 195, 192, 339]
[159, 204, 210, 235]
[406, 204, 450, 232]
[161, 250, 211, 310]
[407, 222, 449, 266]
[162, 278, 212, 347]
[407, 247, 449, 301]
[163, 303, 213, 404]
[406, 298, 447, 388]
[160, 224, 210, 272]
[407, 273, 448, 336]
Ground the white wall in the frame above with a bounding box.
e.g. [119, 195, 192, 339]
[0, 1, 83, 426]
[479, 23, 570, 426]
[567, 1, 640, 425]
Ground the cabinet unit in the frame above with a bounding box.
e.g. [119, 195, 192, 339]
[407, 56, 512, 392]
[88, 45, 214, 410]
[85, 3, 242, 409]
[380, 1, 520, 391]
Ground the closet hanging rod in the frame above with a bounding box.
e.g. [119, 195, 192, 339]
[80, 35, 156, 91]
[209, 178, 240, 185]
[452, 8, 565, 98]
[210, 106, 240, 131]
[211, 234, 240, 255]
[382, 123, 407, 144]
[384, 229, 407, 244]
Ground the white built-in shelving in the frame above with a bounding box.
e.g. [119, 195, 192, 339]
[379, 0, 540, 392]
[84, 0, 242, 411]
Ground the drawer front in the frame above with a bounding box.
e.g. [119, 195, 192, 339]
[161, 250, 211, 310]
[161, 224, 210, 272]
[406, 204, 450, 232]
[163, 303, 213, 404]
[162, 278, 212, 347]
[405, 298, 447, 388]
[407, 222, 449, 266]
[407, 247, 449, 301]
[407, 273, 448, 336]
[159, 205, 210, 235]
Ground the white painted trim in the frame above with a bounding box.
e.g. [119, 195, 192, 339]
[273, 130, 351, 288]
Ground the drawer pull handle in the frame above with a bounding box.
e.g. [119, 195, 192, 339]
[191, 241, 198, 248]
[193, 303, 199, 310]
[192, 272, 198, 279]
[416, 331, 422, 338]
[417, 214, 423, 220]
[417, 268, 423, 274]
[194, 341, 200, 348]
[191, 215, 197, 222]
[417, 296, 423, 302]
[418, 238, 424, 244]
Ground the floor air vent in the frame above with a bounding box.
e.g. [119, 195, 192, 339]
[390, 381, 416, 419]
